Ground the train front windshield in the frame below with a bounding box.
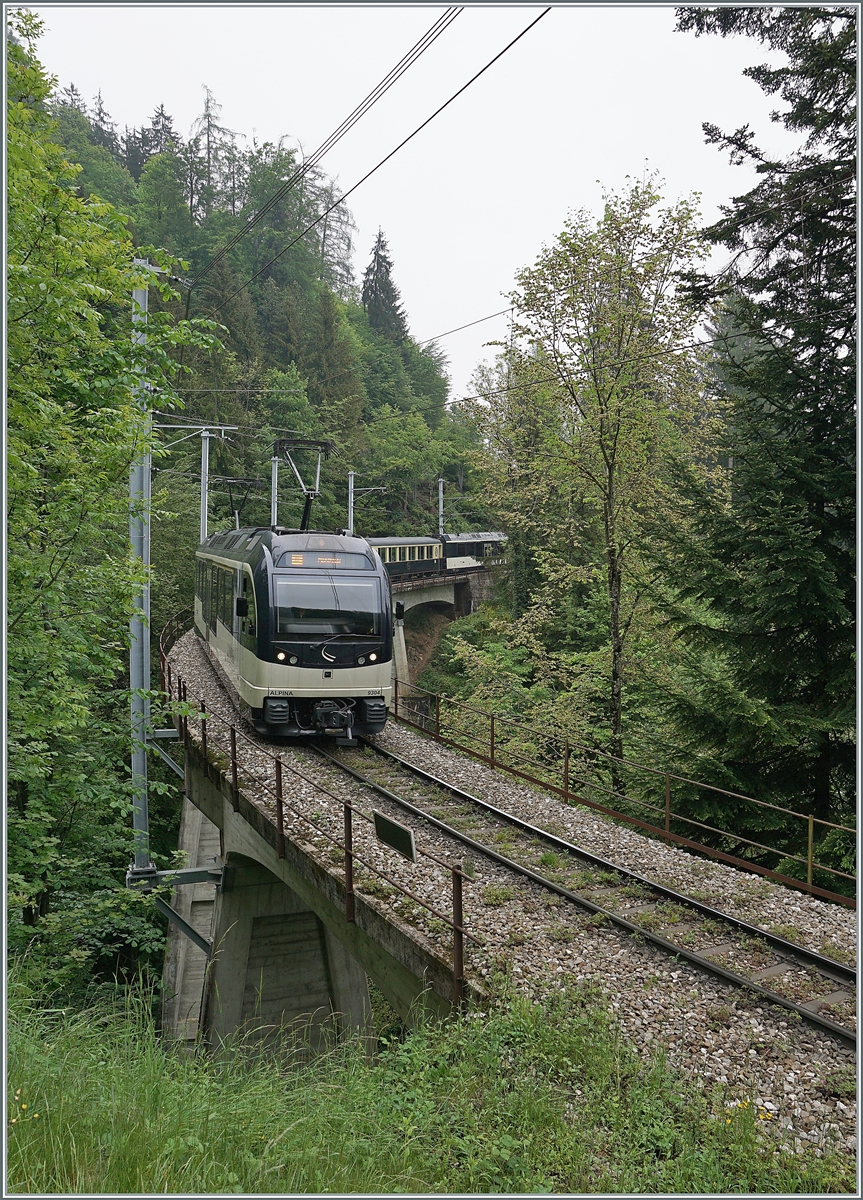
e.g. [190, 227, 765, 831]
[274, 576, 383, 637]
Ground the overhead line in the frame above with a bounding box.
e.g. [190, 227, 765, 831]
[157, 323, 778, 438]
[174, 305, 514, 395]
[187, 7, 463, 289]
[209, 7, 552, 316]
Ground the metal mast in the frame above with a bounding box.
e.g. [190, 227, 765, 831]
[129, 264, 153, 873]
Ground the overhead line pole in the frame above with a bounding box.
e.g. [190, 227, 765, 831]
[347, 470, 386, 536]
[129, 263, 153, 876]
[200, 430, 211, 542]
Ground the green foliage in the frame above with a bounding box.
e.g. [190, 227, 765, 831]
[7, 976, 852, 1194]
[50, 100, 138, 211]
[658, 7, 857, 826]
[6, 10, 219, 990]
[361, 228, 409, 344]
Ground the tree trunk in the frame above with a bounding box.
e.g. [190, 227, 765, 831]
[607, 541, 625, 793]
[812, 733, 832, 823]
[604, 473, 624, 792]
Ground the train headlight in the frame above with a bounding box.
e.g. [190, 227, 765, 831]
[276, 651, 286, 661]
[357, 656, 366, 665]
[369, 652, 378, 662]
[289, 655, 298, 665]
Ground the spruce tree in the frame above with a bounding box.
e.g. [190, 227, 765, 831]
[147, 103, 178, 155]
[361, 229, 408, 343]
[665, 7, 856, 822]
[90, 90, 118, 157]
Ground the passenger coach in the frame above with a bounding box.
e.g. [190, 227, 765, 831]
[366, 532, 505, 580]
[195, 528, 392, 741]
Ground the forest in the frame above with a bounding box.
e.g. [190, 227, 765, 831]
[7, 3, 856, 1006]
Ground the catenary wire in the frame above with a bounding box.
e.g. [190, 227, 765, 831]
[208, 8, 552, 316]
[155, 292, 838, 440]
[186, 7, 464, 289]
[172, 306, 514, 395]
[154, 321, 796, 439]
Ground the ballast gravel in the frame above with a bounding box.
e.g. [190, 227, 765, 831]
[168, 631, 857, 1157]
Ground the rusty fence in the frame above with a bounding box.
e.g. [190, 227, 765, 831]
[158, 619, 475, 1006]
[157, 615, 854, 911]
[393, 679, 856, 909]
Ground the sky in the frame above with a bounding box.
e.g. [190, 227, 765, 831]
[30, 3, 802, 399]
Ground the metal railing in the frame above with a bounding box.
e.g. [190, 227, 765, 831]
[393, 679, 856, 908]
[161, 649, 476, 1007]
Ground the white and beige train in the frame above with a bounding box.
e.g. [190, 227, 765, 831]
[195, 527, 393, 741]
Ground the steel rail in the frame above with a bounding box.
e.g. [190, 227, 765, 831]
[357, 742, 856, 984]
[311, 743, 856, 1050]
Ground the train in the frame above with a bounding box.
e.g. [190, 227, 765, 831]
[195, 527, 393, 741]
[367, 531, 506, 578]
[194, 526, 505, 741]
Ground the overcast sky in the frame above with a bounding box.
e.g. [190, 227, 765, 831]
[31, 3, 801, 399]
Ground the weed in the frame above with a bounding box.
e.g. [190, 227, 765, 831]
[540, 850, 563, 869]
[818, 940, 855, 966]
[482, 884, 515, 907]
[706, 1004, 731, 1031]
[821, 1068, 856, 1099]
[768, 923, 803, 943]
[548, 925, 576, 945]
[620, 883, 652, 901]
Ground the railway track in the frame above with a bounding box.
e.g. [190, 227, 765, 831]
[300, 737, 856, 1049]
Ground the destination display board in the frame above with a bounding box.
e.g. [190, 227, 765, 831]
[277, 551, 373, 570]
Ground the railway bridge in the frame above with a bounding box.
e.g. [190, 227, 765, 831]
[389, 566, 492, 686]
[159, 637, 483, 1054]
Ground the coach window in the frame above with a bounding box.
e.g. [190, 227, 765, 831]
[398, 546, 407, 562]
[208, 567, 218, 632]
[408, 545, 417, 561]
[220, 568, 233, 627]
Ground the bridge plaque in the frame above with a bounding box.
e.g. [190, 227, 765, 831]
[373, 810, 417, 863]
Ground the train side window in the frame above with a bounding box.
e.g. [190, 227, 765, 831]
[208, 566, 218, 632]
[398, 546, 406, 562]
[408, 545, 417, 561]
[221, 568, 232, 626]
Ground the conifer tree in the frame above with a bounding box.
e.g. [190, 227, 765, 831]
[361, 229, 408, 343]
[665, 7, 856, 821]
[90, 89, 118, 157]
[147, 103, 178, 155]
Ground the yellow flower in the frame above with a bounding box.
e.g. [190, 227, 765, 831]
[20, 1104, 27, 1110]
[33, 1114, 39, 1119]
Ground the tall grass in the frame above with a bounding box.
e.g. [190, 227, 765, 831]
[7, 970, 853, 1194]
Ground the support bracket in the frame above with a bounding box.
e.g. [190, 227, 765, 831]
[153, 896, 213, 958]
[146, 739, 184, 778]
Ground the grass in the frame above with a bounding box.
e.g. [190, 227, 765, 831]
[7, 971, 855, 1195]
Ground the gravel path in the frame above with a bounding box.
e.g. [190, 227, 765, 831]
[168, 631, 857, 1157]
